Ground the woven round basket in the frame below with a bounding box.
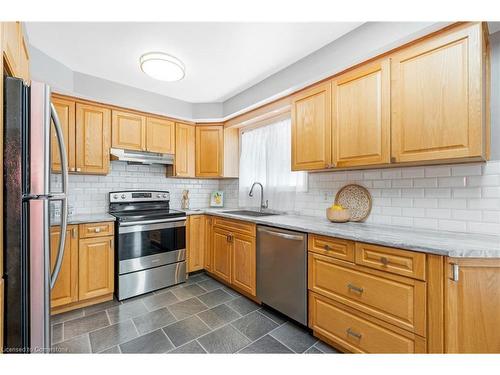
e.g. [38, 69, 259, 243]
[334, 184, 372, 222]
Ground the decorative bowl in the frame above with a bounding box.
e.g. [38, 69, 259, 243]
[326, 207, 351, 223]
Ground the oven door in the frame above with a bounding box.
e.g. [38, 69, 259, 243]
[117, 218, 186, 274]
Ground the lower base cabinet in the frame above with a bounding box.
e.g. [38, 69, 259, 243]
[187, 215, 205, 272]
[209, 218, 256, 297]
[50, 221, 114, 314]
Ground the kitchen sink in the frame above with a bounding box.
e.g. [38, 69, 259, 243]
[221, 210, 279, 217]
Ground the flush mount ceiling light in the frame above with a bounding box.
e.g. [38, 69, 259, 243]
[139, 52, 185, 82]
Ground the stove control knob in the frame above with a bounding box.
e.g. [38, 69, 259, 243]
[162, 194, 167, 198]
[121, 194, 126, 199]
[113, 194, 118, 199]
[157, 194, 162, 198]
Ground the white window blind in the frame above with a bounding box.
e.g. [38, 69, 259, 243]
[238, 117, 307, 211]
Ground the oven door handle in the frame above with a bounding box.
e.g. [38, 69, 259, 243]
[118, 219, 186, 234]
[118, 217, 187, 226]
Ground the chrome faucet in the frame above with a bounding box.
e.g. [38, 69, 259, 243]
[249, 182, 268, 212]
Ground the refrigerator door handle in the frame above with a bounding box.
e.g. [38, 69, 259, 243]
[49, 102, 69, 289]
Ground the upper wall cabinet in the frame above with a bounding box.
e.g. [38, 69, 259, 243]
[51, 95, 111, 175]
[332, 59, 390, 168]
[76, 103, 111, 174]
[173, 122, 195, 177]
[291, 82, 332, 171]
[391, 23, 489, 163]
[146, 117, 175, 154]
[196, 125, 223, 177]
[2, 22, 30, 84]
[112, 110, 146, 151]
[51, 97, 76, 172]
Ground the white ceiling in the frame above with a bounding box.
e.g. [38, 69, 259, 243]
[25, 22, 362, 103]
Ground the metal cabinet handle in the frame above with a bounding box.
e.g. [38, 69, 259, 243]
[346, 328, 362, 339]
[323, 244, 331, 251]
[94, 227, 101, 233]
[380, 257, 389, 266]
[76, 167, 81, 172]
[347, 283, 364, 294]
[69, 167, 75, 172]
[451, 263, 459, 282]
[72, 227, 77, 239]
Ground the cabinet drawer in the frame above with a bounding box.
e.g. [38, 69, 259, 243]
[213, 217, 256, 237]
[308, 234, 354, 262]
[79, 222, 114, 238]
[355, 242, 426, 280]
[308, 253, 426, 335]
[309, 292, 426, 353]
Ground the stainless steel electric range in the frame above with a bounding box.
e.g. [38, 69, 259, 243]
[109, 190, 187, 300]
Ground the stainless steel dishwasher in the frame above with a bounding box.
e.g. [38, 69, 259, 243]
[257, 225, 307, 325]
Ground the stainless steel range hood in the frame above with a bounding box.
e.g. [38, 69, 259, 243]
[110, 148, 174, 165]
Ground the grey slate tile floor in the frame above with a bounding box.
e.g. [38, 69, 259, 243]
[51, 272, 338, 354]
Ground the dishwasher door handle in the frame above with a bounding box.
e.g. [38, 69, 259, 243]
[258, 228, 304, 241]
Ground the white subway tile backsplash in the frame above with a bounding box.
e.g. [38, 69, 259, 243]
[413, 178, 437, 188]
[438, 176, 467, 188]
[402, 167, 425, 178]
[451, 164, 483, 176]
[467, 175, 500, 187]
[424, 166, 451, 177]
[438, 219, 467, 232]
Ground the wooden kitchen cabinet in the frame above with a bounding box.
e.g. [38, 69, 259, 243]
[391, 23, 489, 163]
[212, 227, 232, 283]
[19, 36, 29, 84]
[231, 233, 256, 296]
[173, 122, 195, 177]
[112, 109, 146, 151]
[78, 236, 114, 301]
[204, 216, 214, 271]
[2, 22, 21, 77]
[50, 225, 79, 308]
[195, 125, 224, 177]
[187, 215, 205, 272]
[331, 58, 390, 167]
[76, 103, 111, 174]
[444, 258, 500, 353]
[291, 81, 332, 171]
[147, 117, 175, 154]
[51, 96, 76, 172]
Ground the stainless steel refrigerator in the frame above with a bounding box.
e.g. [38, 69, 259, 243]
[3, 78, 69, 353]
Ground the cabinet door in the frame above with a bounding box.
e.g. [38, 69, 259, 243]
[231, 233, 256, 296]
[2, 22, 21, 77]
[51, 97, 76, 173]
[174, 122, 195, 177]
[78, 236, 114, 301]
[391, 24, 486, 163]
[195, 125, 223, 177]
[212, 228, 231, 283]
[146, 117, 175, 154]
[111, 110, 146, 151]
[76, 103, 111, 174]
[50, 225, 78, 308]
[204, 216, 213, 271]
[187, 215, 205, 272]
[332, 59, 390, 167]
[291, 82, 332, 171]
[445, 258, 500, 353]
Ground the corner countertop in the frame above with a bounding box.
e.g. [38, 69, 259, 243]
[51, 213, 116, 226]
[181, 207, 500, 258]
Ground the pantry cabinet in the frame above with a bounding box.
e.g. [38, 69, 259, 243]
[50, 222, 115, 314]
[331, 59, 390, 167]
[187, 215, 205, 272]
[291, 82, 332, 171]
[146, 117, 175, 154]
[75, 103, 111, 174]
[391, 23, 489, 163]
[112, 109, 146, 151]
[444, 258, 500, 353]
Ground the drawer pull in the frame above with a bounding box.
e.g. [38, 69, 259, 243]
[347, 283, 364, 294]
[346, 328, 362, 340]
[323, 244, 331, 250]
[94, 227, 101, 233]
[380, 256, 389, 266]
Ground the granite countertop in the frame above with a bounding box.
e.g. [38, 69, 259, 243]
[50, 213, 116, 226]
[182, 207, 500, 258]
